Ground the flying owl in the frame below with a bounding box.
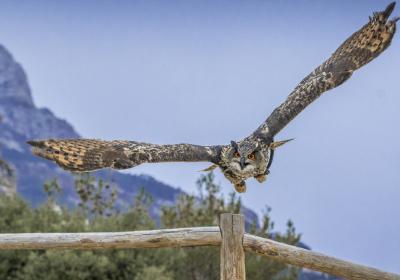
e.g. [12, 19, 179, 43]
[29, 3, 398, 193]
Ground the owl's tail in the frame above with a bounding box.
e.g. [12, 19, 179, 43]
[27, 139, 135, 172]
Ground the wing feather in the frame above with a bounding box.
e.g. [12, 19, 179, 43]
[28, 139, 221, 172]
[251, 2, 398, 142]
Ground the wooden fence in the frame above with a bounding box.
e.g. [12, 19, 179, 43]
[0, 213, 398, 280]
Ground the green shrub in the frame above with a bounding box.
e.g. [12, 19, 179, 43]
[0, 172, 301, 279]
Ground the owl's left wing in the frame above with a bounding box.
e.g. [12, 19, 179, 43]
[28, 139, 222, 172]
[249, 2, 398, 143]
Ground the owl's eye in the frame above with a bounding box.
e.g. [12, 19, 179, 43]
[234, 152, 241, 158]
[247, 153, 256, 160]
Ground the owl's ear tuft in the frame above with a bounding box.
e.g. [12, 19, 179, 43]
[230, 140, 239, 151]
[270, 138, 294, 150]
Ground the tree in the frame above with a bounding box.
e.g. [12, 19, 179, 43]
[74, 173, 118, 217]
[161, 172, 301, 280]
[0, 169, 302, 280]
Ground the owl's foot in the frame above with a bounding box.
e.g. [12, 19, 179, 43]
[255, 169, 270, 183]
[255, 174, 266, 183]
[234, 181, 246, 193]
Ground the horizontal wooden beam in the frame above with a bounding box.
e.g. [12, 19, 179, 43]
[0, 228, 398, 280]
[0, 227, 221, 250]
[243, 234, 400, 280]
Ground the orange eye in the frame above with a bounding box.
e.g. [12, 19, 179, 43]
[247, 153, 255, 160]
[234, 152, 240, 158]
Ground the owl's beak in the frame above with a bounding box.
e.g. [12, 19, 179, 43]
[240, 157, 246, 169]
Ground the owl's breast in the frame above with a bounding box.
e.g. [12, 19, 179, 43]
[220, 161, 266, 185]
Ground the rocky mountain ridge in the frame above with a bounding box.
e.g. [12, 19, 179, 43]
[0, 43, 341, 280]
[0, 44, 257, 222]
[0, 44, 183, 214]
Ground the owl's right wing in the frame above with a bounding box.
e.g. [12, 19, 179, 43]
[28, 139, 222, 172]
[249, 2, 398, 143]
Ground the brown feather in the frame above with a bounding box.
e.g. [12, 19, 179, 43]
[251, 2, 398, 142]
[28, 139, 220, 172]
[28, 139, 135, 171]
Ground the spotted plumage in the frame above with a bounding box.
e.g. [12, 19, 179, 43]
[28, 3, 398, 192]
[251, 2, 398, 141]
[28, 139, 220, 172]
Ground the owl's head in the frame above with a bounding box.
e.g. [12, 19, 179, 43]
[227, 140, 269, 177]
[219, 138, 292, 193]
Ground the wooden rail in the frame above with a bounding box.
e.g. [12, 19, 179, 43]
[243, 235, 399, 280]
[0, 213, 398, 280]
[0, 227, 221, 250]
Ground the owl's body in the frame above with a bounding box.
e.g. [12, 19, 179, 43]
[218, 144, 272, 192]
[28, 3, 398, 193]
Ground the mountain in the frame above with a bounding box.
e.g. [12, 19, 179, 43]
[0, 44, 258, 222]
[0, 44, 342, 280]
[0, 155, 15, 196]
[0, 44, 182, 212]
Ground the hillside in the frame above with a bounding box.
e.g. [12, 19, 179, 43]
[0, 44, 343, 280]
[0, 44, 258, 222]
[0, 44, 186, 212]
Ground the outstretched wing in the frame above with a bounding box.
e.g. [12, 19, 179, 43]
[251, 2, 398, 143]
[28, 139, 222, 172]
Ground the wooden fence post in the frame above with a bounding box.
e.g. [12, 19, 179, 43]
[220, 213, 246, 280]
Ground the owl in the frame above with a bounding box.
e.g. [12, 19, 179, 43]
[28, 3, 398, 193]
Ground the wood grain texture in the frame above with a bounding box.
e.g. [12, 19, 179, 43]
[220, 213, 246, 280]
[0, 223, 398, 280]
[0, 227, 221, 250]
[243, 234, 400, 280]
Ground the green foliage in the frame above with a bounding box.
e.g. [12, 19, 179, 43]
[74, 173, 118, 217]
[134, 266, 173, 280]
[0, 171, 302, 279]
[161, 172, 301, 280]
[43, 178, 61, 200]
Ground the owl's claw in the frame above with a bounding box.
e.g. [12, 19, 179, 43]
[254, 169, 270, 183]
[255, 174, 266, 183]
[234, 181, 246, 193]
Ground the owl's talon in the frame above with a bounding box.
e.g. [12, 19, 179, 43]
[234, 181, 246, 193]
[255, 174, 267, 183]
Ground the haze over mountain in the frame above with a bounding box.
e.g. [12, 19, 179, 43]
[0, 40, 342, 280]
[0, 0, 398, 275]
[0, 44, 190, 216]
[0, 44, 262, 225]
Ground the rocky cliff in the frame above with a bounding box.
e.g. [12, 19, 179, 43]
[0, 44, 258, 222]
[0, 44, 183, 214]
[0, 44, 341, 280]
[0, 157, 15, 196]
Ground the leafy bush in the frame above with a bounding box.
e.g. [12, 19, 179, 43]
[0, 172, 301, 279]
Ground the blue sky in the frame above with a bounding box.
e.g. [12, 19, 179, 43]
[0, 0, 399, 273]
